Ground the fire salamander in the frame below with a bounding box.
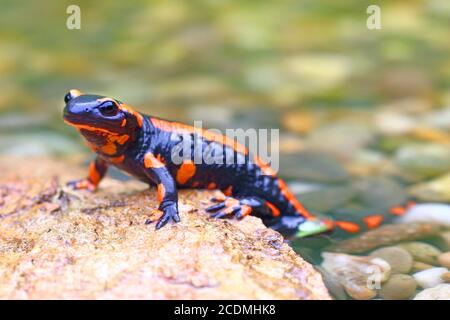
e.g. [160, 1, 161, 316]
[63, 89, 414, 237]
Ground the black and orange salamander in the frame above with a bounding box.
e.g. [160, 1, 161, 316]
[63, 89, 415, 237]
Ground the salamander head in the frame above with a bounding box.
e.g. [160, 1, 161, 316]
[63, 89, 144, 156]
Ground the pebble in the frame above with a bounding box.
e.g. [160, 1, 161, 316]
[379, 274, 417, 300]
[295, 185, 354, 213]
[414, 284, 450, 300]
[352, 176, 407, 211]
[409, 173, 450, 202]
[398, 203, 450, 227]
[279, 152, 349, 183]
[305, 123, 374, 158]
[321, 252, 391, 300]
[327, 223, 442, 254]
[437, 252, 450, 268]
[412, 261, 434, 272]
[282, 110, 317, 134]
[370, 246, 413, 274]
[394, 144, 450, 179]
[413, 267, 449, 288]
[438, 231, 450, 251]
[374, 110, 416, 135]
[441, 272, 450, 283]
[398, 242, 442, 265]
[315, 266, 348, 300]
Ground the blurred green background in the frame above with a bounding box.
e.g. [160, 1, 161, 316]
[1, 0, 449, 209]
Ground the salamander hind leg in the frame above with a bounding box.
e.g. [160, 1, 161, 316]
[206, 194, 275, 220]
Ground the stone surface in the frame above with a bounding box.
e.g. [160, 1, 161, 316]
[369, 247, 413, 274]
[321, 252, 390, 300]
[378, 274, 417, 300]
[412, 261, 434, 272]
[414, 284, 450, 300]
[413, 268, 449, 289]
[394, 144, 450, 179]
[315, 266, 348, 300]
[0, 156, 331, 300]
[441, 272, 450, 283]
[437, 252, 450, 268]
[398, 242, 442, 265]
[409, 174, 450, 202]
[438, 231, 450, 251]
[279, 152, 349, 183]
[326, 223, 443, 254]
[398, 203, 450, 227]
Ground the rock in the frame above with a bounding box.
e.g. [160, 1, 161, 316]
[305, 123, 374, 158]
[379, 274, 417, 300]
[346, 149, 388, 176]
[438, 252, 450, 268]
[0, 156, 331, 300]
[295, 185, 355, 213]
[370, 247, 413, 274]
[411, 127, 450, 144]
[398, 203, 450, 227]
[321, 252, 391, 300]
[279, 152, 349, 183]
[315, 266, 348, 300]
[414, 284, 450, 300]
[326, 223, 442, 254]
[394, 144, 450, 179]
[282, 110, 318, 134]
[412, 261, 434, 272]
[423, 107, 450, 130]
[409, 174, 450, 202]
[352, 176, 407, 211]
[441, 272, 450, 283]
[413, 268, 449, 289]
[438, 231, 450, 251]
[398, 242, 442, 265]
[374, 110, 417, 136]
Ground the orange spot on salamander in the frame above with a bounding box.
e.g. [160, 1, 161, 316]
[207, 182, 217, 189]
[223, 186, 233, 196]
[265, 201, 280, 217]
[157, 184, 165, 204]
[109, 155, 125, 164]
[88, 162, 101, 186]
[144, 152, 165, 169]
[335, 221, 360, 233]
[389, 206, 407, 216]
[176, 160, 196, 184]
[120, 104, 143, 127]
[240, 205, 252, 217]
[363, 214, 384, 229]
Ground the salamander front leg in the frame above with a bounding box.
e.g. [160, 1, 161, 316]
[143, 152, 180, 229]
[67, 156, 108, 191]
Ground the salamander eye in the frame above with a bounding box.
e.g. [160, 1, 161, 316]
[99, 101, 119, 117]
[64, 92, 71, 104]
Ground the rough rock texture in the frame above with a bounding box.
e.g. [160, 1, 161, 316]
[0, 156, 330, 300]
